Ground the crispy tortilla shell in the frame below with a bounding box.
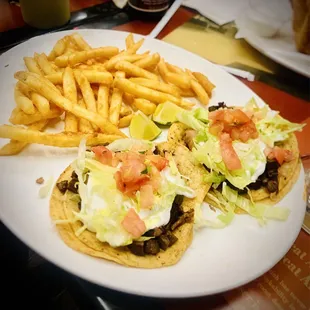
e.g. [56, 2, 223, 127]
[250, 134, 301, 204]
[50, 143, 209, 268]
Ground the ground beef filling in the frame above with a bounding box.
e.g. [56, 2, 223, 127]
[56, 174, 193, 257]
[128, 195, 194, 256]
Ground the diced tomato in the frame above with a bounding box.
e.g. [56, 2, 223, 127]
[123, 175, 150, 197]
[114, 171, 125, 192]
[209, 109, 258, 142]
[121, 208, 146, 238]
[209, 110, 224, 122]
[230, 109, 250, 125]
[147, 165, 161, 191]
[264, 146, 293, 165]
[140, 184, 154, 210]
[209, 121, 224, 136]
[120, 159, 146, 183]
[92, 146, 113, 166]
[146, 155, 168, 171]
[219, 133, 242, 170]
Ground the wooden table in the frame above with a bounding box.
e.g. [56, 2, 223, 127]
[0, 2, 309, 309]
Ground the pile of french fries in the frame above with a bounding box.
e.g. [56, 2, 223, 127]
[0, 32, 215, 155]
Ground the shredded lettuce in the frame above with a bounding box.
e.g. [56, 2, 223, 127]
[204, 171, 226, 184]
[107, 138, 154, 152]
[176, 108, 208, 131]
[256, 113, 305, 147]
[193, 135, 266, 189]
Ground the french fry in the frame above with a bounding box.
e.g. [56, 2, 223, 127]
[191, 79, 209, 105]
[120, 105, 132, 117]
[9, 106, 62, 125]
[23, 57, 42, 75]
[133, 98, 156, 115]
[113, 78, 194, 109]
[165, 72, 191, 89]
[55, 47, 119, 67]
[192, 72, 215, 97]
[115, 61, 158, 81]
[109, 71, 124, 126]
[97, 85, 110, 119]
[14, 86, 36, 115]
[129, 77, 181, 98]
[119, 114, 133, 128]
[185, 68, 196, 79]
[125, 33, 134, 49]
[74, 71, 97, 114]
[14, 71, 126, 136]
[133, 53, 160, 69]
[71, 33, 91, 51]
[178, 87, 196, 97]
[123, 93, 136, 108]
[157, 58, 169, 83]
[78, 99, 94, 133]
[46, 71, 113, 85]
[31, 93, 50, 115]
[16, 81, 31, 97]
[119, 38, 144, 55]
[166, 62, 185, 75]
[63, 67, 78, 132]
[104, 54, 146, 71]
[0, 120, 49, 156]
[35, 53, 57, 75]
[48, 37, 67, 60]
[0, 125, 122, 147]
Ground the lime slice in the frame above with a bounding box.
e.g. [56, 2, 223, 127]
[130, 111, 162, 141]
[152, 101, 184, 125]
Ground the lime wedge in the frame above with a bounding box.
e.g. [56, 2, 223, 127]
[129, 111, 162, 141]
[152, 101, 184, 125]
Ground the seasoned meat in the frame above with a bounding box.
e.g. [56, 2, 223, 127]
[171, 209, 194, 231]
[267, 180, 278, 193]
[247, 160, 280, 193]
[208, 102, 228, 112]
[158, 234, 170, 250]
[144, 239, 160, 255]
[143, 227, 164, 237]
[128, 241, 145, 256]
[68, 178, 79, 194]
[71, 171, 78, 179]
[56, 180, 68, 194]
[153, 146, 160, 155]
[166, 231, 178, 246]
[36, 177, 44, 184]
[165, 195, 183, 230]
[184, 129, 196, 150]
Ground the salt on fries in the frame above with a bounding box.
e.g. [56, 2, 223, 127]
[0, 32, 216, 156]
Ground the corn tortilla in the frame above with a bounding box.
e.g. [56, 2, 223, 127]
[50, 143, 210, 268]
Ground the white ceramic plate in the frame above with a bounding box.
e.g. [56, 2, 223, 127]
[0, 29, 306, 298]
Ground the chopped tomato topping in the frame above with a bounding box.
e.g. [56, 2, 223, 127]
[121, 208, 146, 238]
[120, 159, 146, 183]
[114, 171, 125, 192]
[140, 184, 154, 210]
[265, 146, 293, 165]
[146, 155, 168, 171]
[219, 133, 242, 170]
[92, 146, 113, 166]
[209, 121, 224, 136]
[209, 108, 258, 143]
